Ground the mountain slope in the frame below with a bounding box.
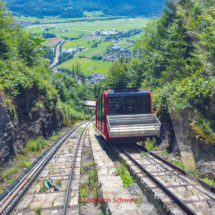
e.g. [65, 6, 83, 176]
[4, 0, 164, 18]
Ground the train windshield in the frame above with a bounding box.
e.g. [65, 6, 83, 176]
[108, 95, 150, 115]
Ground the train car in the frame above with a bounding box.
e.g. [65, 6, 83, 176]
[96, 88, 161, 142]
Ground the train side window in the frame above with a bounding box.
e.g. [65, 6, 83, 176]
[102, 96, 106, 122]
[100, 97, 103, 121]
[97, 99, 100, 121]
[99, 99, 101, 121]
[97, 100, 98, 120]
[100, 98, 102, 121]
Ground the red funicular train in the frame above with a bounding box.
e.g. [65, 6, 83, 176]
[95, 88, 161, 142]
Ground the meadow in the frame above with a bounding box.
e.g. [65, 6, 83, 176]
[124, 31, 145, 41]
[58, 19, 148, 31]
[76, 42, 114, 57]
[89, 49, 108, 58]
[51, 31, 82, 38]
[62, 39, 104, 49]
[117, 43, 130, 47]
[62, 39, 114, 57]
[58, 57, 112, 75]
[24, 26, 41, 33]
[41, 40, 53, 47]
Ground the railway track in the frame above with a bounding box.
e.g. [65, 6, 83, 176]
[2, 119, 215, 215]
[114, 144, 215, 215]
[0, 119, 92, 215]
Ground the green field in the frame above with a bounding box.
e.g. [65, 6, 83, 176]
[59, 19, 148, 31]
[24, 26, 41, 33]
[48, 28, 89, 37]
[89, 49, 108, 58]
[129, 45, 134, 49]
[62, 39, 114, 57]
[124, 32, 145, 41]
[76, 42, 114, 57]
[63, 39, 103, 49]
[58, 57, 111, 75]
[41, 40, 53, 47]
[117, 43, 130, 47]
[52, 31, 82, 38]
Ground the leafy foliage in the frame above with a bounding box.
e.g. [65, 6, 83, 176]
[95, 0, 215, 114]
[0, 0, 93, 125]
[115, 163, 134, 188]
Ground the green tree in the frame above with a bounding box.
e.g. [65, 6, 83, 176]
[107, 59, 130, 88]
[81, 72, 86, 84]
[75, 62, 81, 76]
[0, 1, 12, 60]
[72, 65, 75, 78]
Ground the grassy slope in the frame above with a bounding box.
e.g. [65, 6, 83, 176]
[59, 19, 148, 31]
[117, 43, 130, 47]
[58, 57, 111, 75]
[89, 48, 108, 58]
[123, 32, 145, 41]
[24, 26, 41, 33]
[76, 42, 114, 56]
[41, 40, 54, 47]
[62, 39, 104, 49]
[52, 31, 82, 38]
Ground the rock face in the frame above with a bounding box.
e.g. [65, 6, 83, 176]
[159, 107, 215, 180]
[158, 111, 179, 155]
[0, 96, 15, 163]
[0, 94, 63, 164]
[170, 110, 196, 172]
[196, 161, 215, 179]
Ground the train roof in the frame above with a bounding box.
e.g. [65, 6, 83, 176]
[106, 88, 150, 97]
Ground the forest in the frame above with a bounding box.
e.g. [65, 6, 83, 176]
[3, 0, 164, 18]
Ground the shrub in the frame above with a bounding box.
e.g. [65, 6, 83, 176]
[39, 182, 49, 193]
[173, 161, 184, 170]
[162, 149, 169, 155]
[203, 178, 215, 187]
[35, 207, 42, 215]
[89, 170, 97, 190]
[144, 138, 156, 152]
[19, 161, 32, 168]
[23, 137, 49, 154]
[80, 167, 85, 175]
[115, 164, 134, 188]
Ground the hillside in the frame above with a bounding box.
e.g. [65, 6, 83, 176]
[3, 0, 164, 18]
[0, 0, 93, 168]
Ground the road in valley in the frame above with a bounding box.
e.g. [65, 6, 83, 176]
[51, 40, 64, 68]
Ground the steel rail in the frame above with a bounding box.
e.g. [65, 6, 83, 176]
[136, 144, 215, 194]
[135, 147, 215, 203]
[62, 121, 91, 215]
[117, 146, 197, 215]
[0, 119, 92, 214]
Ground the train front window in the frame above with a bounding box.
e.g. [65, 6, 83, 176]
[108, 96, 150, 115]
